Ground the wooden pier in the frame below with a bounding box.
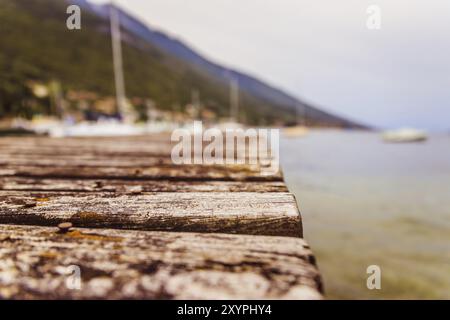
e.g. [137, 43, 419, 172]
[0, 135, 323, 299]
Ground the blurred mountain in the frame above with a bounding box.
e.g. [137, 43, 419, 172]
[0, 0, 365, 127]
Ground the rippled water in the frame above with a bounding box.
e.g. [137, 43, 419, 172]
[280, 130, 450, 299]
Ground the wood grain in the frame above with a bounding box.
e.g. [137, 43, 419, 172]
[0, 225, 322, 300]
[0, 135, 321, 300]
[0, 164, 282, 181]
[0, 177, 289, 193]
[0, 191, 302, 237]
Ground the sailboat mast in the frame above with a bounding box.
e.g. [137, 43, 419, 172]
[230, 77, 239, 122]
[191, 89, 200, 119]
[299, 103, 306, 127]
[110, 1, 127, 118]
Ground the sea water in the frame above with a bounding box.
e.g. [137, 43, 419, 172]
[280, 130, 450, 299]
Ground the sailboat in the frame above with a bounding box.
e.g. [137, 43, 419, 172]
[51, 1, 143, 137]
[109, 0, 128, 120]
[218, 75, 245, 131]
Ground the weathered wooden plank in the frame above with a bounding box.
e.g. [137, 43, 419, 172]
[0, 164, 282, 181]
[0, 135, 272, 160]
[0, 177, 288, 193]
[0, 191, 302, 237]
[0, 136, 174, 149]
[0, 135, 171, 146]
[0, 145, 269, 161]
[0, 155, 175, 167]
[0, 134, 264, 148]
[0, 133, 267, 147]
[0, 225, 322, 300]
[0, 146, 171, 158]
[0, 153, 270, 167]
[0, 145, 174, 157]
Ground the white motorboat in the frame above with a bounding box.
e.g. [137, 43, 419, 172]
[382, 128, 428, 143]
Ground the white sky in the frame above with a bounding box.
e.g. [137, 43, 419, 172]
[90, 0, 450, 130]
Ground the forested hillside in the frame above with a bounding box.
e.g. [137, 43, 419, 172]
[0, 0, 364, 127]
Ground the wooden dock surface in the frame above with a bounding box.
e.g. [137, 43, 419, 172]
[0, 135, 323, 299]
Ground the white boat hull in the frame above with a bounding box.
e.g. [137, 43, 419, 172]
[382, 128, 428, 143]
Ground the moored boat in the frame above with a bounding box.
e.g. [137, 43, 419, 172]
[382, 128, 428, 143]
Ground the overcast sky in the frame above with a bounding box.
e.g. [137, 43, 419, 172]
[90, 0, 450, 131]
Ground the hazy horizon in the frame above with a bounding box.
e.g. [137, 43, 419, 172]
[90, 0, 450, 131]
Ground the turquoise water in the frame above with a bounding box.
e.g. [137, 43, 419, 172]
[280, 130, 450, 299]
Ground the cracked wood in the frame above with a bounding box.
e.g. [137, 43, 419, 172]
[0, 177, 288, 193]
[0, 225, 322, 300]
[0, 191, 302, 237]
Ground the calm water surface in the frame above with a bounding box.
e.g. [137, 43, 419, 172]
[280, 130, 450, 299]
